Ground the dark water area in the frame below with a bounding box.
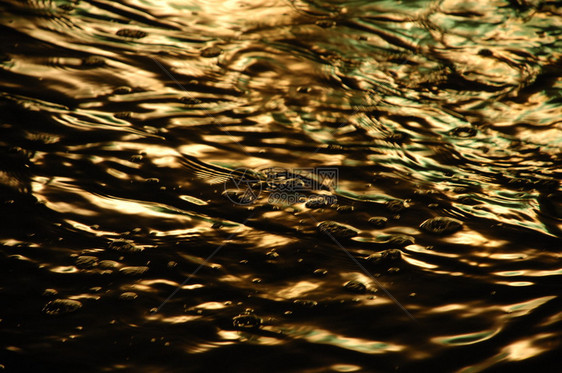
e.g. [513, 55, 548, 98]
[1, 0, 561, 371]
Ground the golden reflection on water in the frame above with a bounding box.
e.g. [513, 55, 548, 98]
[0, 0, 560, 370]
[284, 326, 405, 354]
[459, 332, 556, 372]
[276, 280, 320, 299]
[433, 328, 500, 346]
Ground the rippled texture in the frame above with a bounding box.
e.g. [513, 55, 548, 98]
[1, 0, 561, 371]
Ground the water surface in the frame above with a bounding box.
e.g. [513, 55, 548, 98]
[1, 0, 561, 371]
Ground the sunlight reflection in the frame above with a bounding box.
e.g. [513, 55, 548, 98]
[284, 326, 404, 354]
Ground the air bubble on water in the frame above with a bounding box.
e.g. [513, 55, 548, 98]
[306, 197, 329, 209]
[98, 260, 119, 270]
[75, 255, 98, 269]
[266, 250, 279, 259]
[200, 46, 222, 58]
[419, 217, 463, 235]
[317, 221, 359, 239]
[116, 29, 147, 39]
[232, 313, 262, 330]
[343, 280, 367, 294]
[114, 112, 131, 120]
[478, 48, 493, 57]
[368, 217, 388, 228]
[222, 190, 257, 205]
[367, 249, 402, 265]
[385, 131, 410, 143]
[336, 205, 354, 213]
[43, 288, 58, 297]
[129, 154, 143, 163]
[81, 56, 105, 67]
[315, 20, 335, 28]
[119, 266, 149, 276]
[293, 299, 318, 308]
[385, 235, 415, 247]
[58, 3, 74, 11]
[113, 86, 132, 95]
[180, 97, 201, 105]
[313, 268, 327, 277]
[449, 126, 477, 138]
[386, 200, 406, 212]
[42, 299, 82, 316]
[119, 292, 138, 301]
[108, 239, 143, 253]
